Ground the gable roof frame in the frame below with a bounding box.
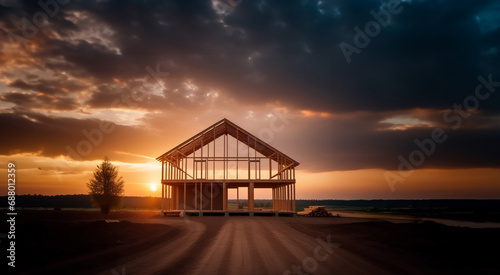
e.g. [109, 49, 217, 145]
[156, 118, 299, 167]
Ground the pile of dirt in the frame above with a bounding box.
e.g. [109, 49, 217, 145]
[304, 206, 333, 217]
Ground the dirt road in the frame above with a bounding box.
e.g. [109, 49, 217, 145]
[93, 216, 413, 275]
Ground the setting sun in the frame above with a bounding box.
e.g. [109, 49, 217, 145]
[150, 184, 158, 192]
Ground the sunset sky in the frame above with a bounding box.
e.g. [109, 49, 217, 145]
[1, 0, 499, 199]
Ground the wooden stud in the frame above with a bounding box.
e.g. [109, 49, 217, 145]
[272, 187, 275, 210]
[236, 129, 239, 180]
[161, 160, 164, 181]
[161, 183, 164, 214]
[249, 182, 254, 212]
[223, 182, 227, 211]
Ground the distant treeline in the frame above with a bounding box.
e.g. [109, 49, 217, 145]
[0, 195, 499, 211]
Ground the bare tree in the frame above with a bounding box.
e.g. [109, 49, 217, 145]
[87, 157, 125, 213]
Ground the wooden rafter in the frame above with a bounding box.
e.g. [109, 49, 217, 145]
[270, 163, 295, 179]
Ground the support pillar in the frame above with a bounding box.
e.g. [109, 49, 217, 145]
[200, 182, 203, 210]
[272, 188, 275, 211]
[168, 185, 172, 210]
[248, 182, 254, 212]
[223, 182, 227, 211]
[286, 184, 292, 211]
[170, 185, 172, 210]
[278, 186, 283, 211]
[161, 183, 165, 216]
[165, 185, 169, 211]
[184, 182, 186, 210]
[194, 182, 197, 210]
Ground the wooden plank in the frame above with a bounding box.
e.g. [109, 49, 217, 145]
[270, 163, 295, 179]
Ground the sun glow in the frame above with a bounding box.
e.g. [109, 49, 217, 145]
[149, 183, 158, 192]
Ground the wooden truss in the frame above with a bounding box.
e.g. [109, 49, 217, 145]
[156, 118, 300, 214]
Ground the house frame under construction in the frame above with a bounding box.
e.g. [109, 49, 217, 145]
[156, 118, 299, 216]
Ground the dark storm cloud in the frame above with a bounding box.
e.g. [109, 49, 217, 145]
[0, 91, 79, 110]
[8, 77, 87, 95]
[280, 113, 500, 172]
[86, 0, 499, 113]
[2, 0, 499, 113]
[0, 110, 162, 162]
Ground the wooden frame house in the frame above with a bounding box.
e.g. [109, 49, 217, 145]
[156, 118, 299, 216]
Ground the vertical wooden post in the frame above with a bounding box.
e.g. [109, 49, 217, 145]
[284, 184, 287, 212]
[161, 183, 164, 214]
[280, 186, 283, 211]
[287, 185, 289, 211]
[223, 135, 226, 180]
[293, 183, 296, 213]
[287, 184, 290, 212]
[200, 182, 203, 210]
[213, 128, 215, 180]
[184, 182, 186, 210]
[223, 182, 227, 211]
[248, 182, 254, 212]
[272, 187, 275, 210]
[279, 186, 282, 211]
[247, 135, 250, 180]
[236, 129, 239, 180]
[285, 184, 287, 212]
[254, 141, 257, 180]
[237, 187, 239, 210]
[211, 182, 213, 211]
[269, 158, 272, 180]
[194, 182, 197, 210]
[167, 184, 170, 210]
[226, 134, 229, 179]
